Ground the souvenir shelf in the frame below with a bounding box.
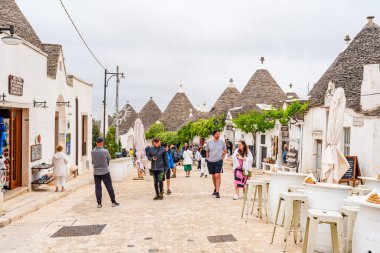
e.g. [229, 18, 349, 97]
[31, 163, 54, 186]
[31, 163, 53, 171]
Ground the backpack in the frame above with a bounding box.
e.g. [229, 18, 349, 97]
[173, 150, 181, 163]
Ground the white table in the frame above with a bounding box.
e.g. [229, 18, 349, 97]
[303, 183, 352, 253]
[264, 171, 307, 223]
[352, 199, 380, 253]
[358, 176, 380, 190]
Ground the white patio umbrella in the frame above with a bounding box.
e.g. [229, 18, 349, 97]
[133, 118, 146, 179]
[322, 87, 350, 183]
[133, 118, 146, 159]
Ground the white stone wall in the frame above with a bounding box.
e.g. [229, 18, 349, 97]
[302, 107, 380, 176]
[360, 64, 380, 111]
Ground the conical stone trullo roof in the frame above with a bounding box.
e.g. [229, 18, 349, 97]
[285, 83, 299, 100]
[309, 16, 380, 114]
[238, 60, 287, 109]
[118, 103, 137, 135]
[138, 97, 162, 130]
[0, 0, 42, 49]
[160, 85, 195, 131]
[208, 78, 241, 118]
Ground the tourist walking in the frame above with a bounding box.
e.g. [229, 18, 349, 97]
[169, 144, 181, 178]
[164, 144, 174, 194]
[183, 146, 193, 177]
[200, 145, 208, 178]
[206, 130, 227, 198]
[91, 137, 119, 208]
[147, 138, 168, 200]
[195, 148, 201, 171]
[232, 140, 253, 200]
[52, 144, 69, 192]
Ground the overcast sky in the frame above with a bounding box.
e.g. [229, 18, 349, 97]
[17, 0, 380, 118]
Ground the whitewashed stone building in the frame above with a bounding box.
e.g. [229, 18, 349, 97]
[0, 0, 92, 191]
[302, 16, 380, 176]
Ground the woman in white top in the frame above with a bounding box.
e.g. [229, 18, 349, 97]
[232, 140, 253, 200]
[52, 144, 69, 192]
[183, 147, 193, 178]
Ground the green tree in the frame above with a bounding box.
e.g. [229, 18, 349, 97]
[177, 122, 195, 145]
[157, 131, 180, 145]
[92, 120, 101, 148]
[233, 110, 276, 165]
[105, 126, 120, 159]
[145, 122, 165, 139]
[276, 101, 308, 125]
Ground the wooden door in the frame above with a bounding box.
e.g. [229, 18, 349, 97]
[9, 109, 22, 189]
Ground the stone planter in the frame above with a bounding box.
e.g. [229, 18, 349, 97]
[352, 200, 380, 253]
[265, 171, 307, 223]
[109, 157, 133, 182]
[358, 176, 380, 190]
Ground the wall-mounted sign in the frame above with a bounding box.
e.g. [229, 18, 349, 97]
[352, 116, 364, 127]
[8, 75, 24, 96]
[31, 144, 42, 162]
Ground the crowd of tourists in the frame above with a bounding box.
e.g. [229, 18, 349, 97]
[72, 130, 253, 207]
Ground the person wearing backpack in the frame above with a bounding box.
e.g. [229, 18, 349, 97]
[163, 144, 174, 194]
[170, 144, 180, 178]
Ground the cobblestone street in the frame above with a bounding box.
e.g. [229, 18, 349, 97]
[0, 164, 302, 253]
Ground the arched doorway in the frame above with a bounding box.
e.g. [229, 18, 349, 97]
[55, 95, 67, 153]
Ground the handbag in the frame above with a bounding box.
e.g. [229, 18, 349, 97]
[243, 169, 252, 177]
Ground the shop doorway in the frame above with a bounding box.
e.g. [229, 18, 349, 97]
[0, 109, 22, 190]
[314, 139, 323, 173]
[55, 96, 67, 153]
[260, 146, 267, 169]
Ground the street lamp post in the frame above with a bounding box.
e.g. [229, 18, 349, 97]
[103, 68, 125, 140]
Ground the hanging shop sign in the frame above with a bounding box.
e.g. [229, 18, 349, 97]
[8, 75, 24, 96]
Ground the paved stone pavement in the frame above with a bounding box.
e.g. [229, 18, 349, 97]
[0, 164, 302, 253]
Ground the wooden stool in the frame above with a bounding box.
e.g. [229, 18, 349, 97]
[303, 209, 344, 253]
[241, 179, 267, 222]
[270, 192, 307, 252]
[341, 205, 359, 253]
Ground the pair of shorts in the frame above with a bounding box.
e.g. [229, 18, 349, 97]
[184, 164, 192, 171]
[165, 169, 171, 180]
[207, 160, 223, 174]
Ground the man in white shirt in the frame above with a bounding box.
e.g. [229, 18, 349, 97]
[206, 130, 227, 198]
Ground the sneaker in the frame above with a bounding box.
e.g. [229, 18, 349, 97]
[215, 192, 220, 198]
[154, 195, 160, 200]
[233, 195, 240, 200]
[158, 194, 164, 200]
[212, 189, 216, 195]
[205, 175, 208, 178]
[171, 175, 176, 178]
[200, 173, 204, 178]
[160, 192, 164, 198]
[112, 201, 120, 207]
[167, 189, 172, 195]
[97, 203, 102, 208]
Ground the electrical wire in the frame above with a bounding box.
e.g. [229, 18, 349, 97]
[59, 0, 106, 70]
